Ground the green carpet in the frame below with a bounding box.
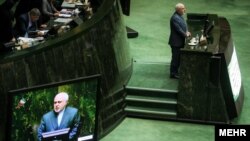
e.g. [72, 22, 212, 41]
[101, 117, 214, 141]
[101, 0, 250, 141]
[127, 62, 178, 90]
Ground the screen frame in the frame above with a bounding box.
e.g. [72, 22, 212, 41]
[6, 74, 101, 141]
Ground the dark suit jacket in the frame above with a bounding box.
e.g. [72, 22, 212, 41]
[168, 12, 188, 47]
[37, 106, 81, 141]
[14, 0, 43, 17]
[42, 0, 58, 23]
[14, 13, 38, 38]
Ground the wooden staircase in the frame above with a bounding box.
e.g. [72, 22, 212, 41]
[125, 86, 178, 120]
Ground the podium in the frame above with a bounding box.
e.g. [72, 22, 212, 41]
[177, 13, 244, 123]
[42, 128, 70, 141]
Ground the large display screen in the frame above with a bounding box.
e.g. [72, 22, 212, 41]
[6, 74, 101, 141]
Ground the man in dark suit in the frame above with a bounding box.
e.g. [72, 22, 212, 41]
[168, 3, 191, 79]
[37, 92, 82, 141]
[14, 8, 44, 38]
[41, 0, 60, 24]
[14, 0, 44, 30]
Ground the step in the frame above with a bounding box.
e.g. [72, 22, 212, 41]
[125, 95, 177, 110]
[126, 86, 177, 99]
[126, 95, 177, 104]
[126, 102, 176, 111]
[125, 106, 177, 119]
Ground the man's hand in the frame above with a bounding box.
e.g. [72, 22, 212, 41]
[54, 12, 60, 17]
[186, 31, 191, 37]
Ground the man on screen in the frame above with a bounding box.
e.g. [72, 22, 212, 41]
[37, 92, 81, 141]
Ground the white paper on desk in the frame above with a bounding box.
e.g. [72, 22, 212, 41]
[59, 14, 72, 18]
[54, 18, 73, 23]
[75, 2, 83, 6]
[61, 9, 74, 14]
[18, 37, 34, 43]
[18, 37, 36, 47]
[62, 2, 75, 8]
[67, 0, 76, 3]
[38, 30, 49, 35]
[18, 37, 44, 43]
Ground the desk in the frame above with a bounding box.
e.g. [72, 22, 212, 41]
[14, 14, 82, 50]
[61, 1, 76, 9]
[178, 13, 244, 123]
[61, 0, 85, 9]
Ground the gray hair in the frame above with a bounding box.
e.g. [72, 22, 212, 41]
[175, 3, 185, 10]
[30, 8, 41, 16]
[56, 92, 69, 102]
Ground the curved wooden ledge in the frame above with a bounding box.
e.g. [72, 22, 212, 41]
[0, 0, 131, 140]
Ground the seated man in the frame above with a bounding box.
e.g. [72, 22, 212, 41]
[14, 8, 45, 38]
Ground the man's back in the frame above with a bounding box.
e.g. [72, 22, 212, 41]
[168, 12, 187, 47]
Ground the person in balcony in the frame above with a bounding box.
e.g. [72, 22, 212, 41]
[41, 0, 60, 24]
[14, 8, 45, 38]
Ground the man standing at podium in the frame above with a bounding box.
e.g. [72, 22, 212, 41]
[37, 92, 82, 141]
[168, 3, 191, 79]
